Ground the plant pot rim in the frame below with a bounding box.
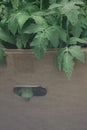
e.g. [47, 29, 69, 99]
[4, 48, 87, 55]
[4, 48, 57, 55]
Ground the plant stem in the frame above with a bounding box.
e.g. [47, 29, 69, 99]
[40, 0, 43, 10]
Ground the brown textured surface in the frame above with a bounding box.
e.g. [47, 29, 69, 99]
[0, 49, 87, 130]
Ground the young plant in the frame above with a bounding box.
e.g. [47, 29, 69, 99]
[0, 0, 87, 78]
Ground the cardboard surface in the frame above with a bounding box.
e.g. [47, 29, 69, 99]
[0, 49, 87, 130]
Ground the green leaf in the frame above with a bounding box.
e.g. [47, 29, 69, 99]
[0, 46, 5, 64]
[67, 10, 79, 25]
[50, 31, 59, 48]
[71, 21, 82, 37]
[59, 27, 67, 42]
[61, 1, 81, 25]
[69, 46, 85, 63]
[8, 14, 18, 35]
[16, 12, 29, 29]
[31, 15, 47, 26]
[56, 48, 65, 70]
[69, 37, 77, 45]
[31, 33, 48, 60]
[63, 52, 74, 78]
[0, 43, 4, 49]
[46, 27, 59, 48]
[32, 39, 48, 60]
[0, 28, 15, 44]
[61, 1, 83, 14]
[82, 37, 87, 41]
[24, 24, 45, 34]
[61, 2, 75, 14]
[16, 34, 29, 49]
[49, 0, 57, 4]
[33, 46, 45, 60]
[76, 38, 87, 44]
[69, 37, 87, 45]
[23, 3, 39, 13]
[16, 36, 23, 49]
[49, 3, 62, 9]
[20, 88, 33, 101]
[46, 26, 67, 48]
